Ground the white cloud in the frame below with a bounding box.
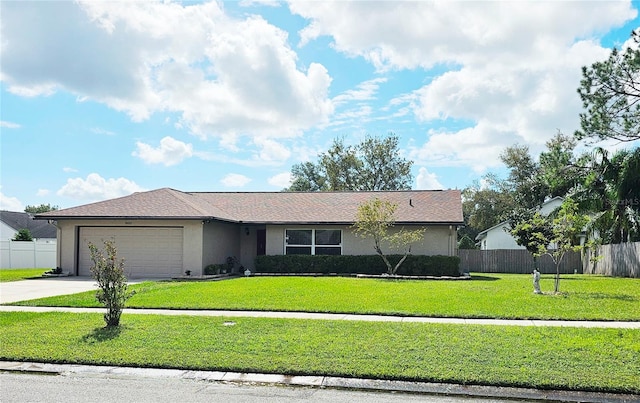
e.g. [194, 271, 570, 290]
[0, 191, 24, 211]
[254, 138, 291, 163]
[292, 2, 637, 171]
[332, 77, 387, 105]
[1, 1, 333, 145]
[221, 173, 252, 187]
[63, 167, 78, 173]
[293, 2, 634, 70]
[415, 167, 443, 190]
[133, 136, 193, 166]
[36, 189, 50, 197]
[91, 127, 116, 136]
[268, 172, 292, 189]
[0, 121, 21, 129]
[57, 173, 145, 201]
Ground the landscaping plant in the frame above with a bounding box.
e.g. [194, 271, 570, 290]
[353, 197, 425, 275]
[88, 239, 132, 327]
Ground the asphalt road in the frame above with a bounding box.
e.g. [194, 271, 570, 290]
[0, 372, 508, 403]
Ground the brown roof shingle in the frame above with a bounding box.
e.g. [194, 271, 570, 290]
[37, 188, 463, 225]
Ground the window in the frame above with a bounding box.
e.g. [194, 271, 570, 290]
[285, 229, 342, 255]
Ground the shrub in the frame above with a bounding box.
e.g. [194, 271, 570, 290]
[204, 264, 227, 275]
[13, 228, 33, 241]
[88, 240, 133, 327]
[254, 255, 460, 277]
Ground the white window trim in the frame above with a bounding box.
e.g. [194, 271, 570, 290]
[284, 229, 342, 255]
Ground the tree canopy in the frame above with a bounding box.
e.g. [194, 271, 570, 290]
[287, 134, 413, 191]
[576, 29, 640, 143]
[25, 204, 59, 214]
[352, 197, 425, 275]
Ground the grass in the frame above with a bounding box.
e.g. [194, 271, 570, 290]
[0, 268, 48, 282]
[9, 274, 640, 321]
[0, 311, 638, 394]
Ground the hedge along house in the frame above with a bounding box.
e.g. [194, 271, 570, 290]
[36, 188, 463, 278]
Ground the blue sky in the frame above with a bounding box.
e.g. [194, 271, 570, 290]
[1, 1, 639, 211]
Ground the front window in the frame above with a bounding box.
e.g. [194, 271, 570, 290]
[285, 229, 342, 255]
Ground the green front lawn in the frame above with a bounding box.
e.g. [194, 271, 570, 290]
[1, 311, 638, 394]
[0, 269, 48, 282]
[9, 274, 640, 321]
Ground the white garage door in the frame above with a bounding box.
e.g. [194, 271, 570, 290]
[78, 227, 183, 278]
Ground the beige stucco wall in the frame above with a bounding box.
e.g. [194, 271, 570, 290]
[264, 224, 457, 257]
[202, 221, 240, 273]
[54, 219, 204, 276]
[239, 226, 261, 271]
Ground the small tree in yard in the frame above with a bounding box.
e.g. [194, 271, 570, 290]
[88, 240, 132, 327]
[353, 198, 425, 275]
[510, 198, 589, 294]
[509, 210, 553, 271]
[546, 198, 590, 293]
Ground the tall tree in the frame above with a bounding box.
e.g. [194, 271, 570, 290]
[500, 145, 546, 209]
[287, 134, 413, 191]
[538, 132, 581, 198]
[461, 174, 516, 240]
[25, 204, 59, 214]
[576, 29, 640, 143]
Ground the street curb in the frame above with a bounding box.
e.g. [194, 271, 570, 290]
[1, 361, 638, 403]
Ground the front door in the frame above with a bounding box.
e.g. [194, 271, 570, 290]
[256, 229, 266, 255]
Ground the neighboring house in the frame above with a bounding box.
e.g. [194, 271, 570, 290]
[1, 210, 57, 269]
[1, 210, 57, 241]
[36, 188, 464, 278]
[475, 197, 564, 250]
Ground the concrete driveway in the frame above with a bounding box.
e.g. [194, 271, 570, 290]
[0, 277, 100, 304]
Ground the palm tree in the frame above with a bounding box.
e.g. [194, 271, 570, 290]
[575, 147, 640, 243]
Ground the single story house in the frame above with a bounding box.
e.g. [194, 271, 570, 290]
[475, 197, 564, 250]
[1, 210, 57, 242]
[36, 188, 463, 278]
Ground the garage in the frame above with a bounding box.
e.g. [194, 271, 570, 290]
[78, 227, 184, 278]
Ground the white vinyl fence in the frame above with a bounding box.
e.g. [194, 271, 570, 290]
[0, 240, 56, 269]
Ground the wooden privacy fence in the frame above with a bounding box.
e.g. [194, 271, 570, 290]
[458, 249, 583, 274]
[583, 242, 639, 278]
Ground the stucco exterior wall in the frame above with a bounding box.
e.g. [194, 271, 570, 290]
[54, 219, 204, 275]
[202, 221, 240, 273]
[239, 226, 260, 271]
[264, 224, 457, 257]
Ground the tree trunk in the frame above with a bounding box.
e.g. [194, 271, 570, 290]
[375, 246, 394, 275]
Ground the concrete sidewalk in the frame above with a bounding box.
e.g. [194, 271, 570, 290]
[1, 305, 638, 328]
[1, 361, 637, 403]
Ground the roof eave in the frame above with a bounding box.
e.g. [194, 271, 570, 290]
[34, 215, 239, 223]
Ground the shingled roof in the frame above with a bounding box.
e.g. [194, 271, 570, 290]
[1, 210, 57, 238]
[36, 188, 463, 225]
